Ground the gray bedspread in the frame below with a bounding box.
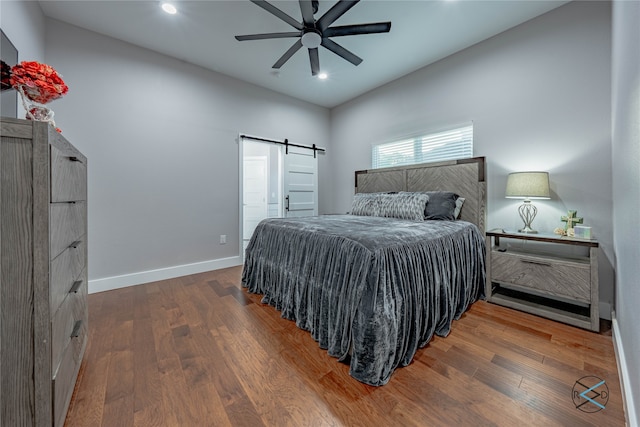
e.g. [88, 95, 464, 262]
[241, 215, 485, 386]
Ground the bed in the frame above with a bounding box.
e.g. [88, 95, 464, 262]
[242, 157, 486, 386]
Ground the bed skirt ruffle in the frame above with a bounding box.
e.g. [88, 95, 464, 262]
[242, 215, 485, 386]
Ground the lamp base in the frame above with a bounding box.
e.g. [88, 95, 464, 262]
[518, 226, 538, 234]
[517, 200, 539, 234]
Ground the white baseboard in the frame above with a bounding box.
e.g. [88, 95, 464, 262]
[88, 256, 242, 294]
[612, 312, 638, 427]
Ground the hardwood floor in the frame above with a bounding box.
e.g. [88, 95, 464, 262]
[65, 266, 625, 426]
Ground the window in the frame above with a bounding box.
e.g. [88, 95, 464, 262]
[372, 124, 473, 169]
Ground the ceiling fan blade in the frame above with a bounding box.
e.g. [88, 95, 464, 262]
[250, 0, 303, 31]
[321, 38, 362, 66]
[299, 0, 315, 27]
[273, 40, 303, 69]
[308, 48, 320, 76]
[317, 0, 360, 32]
[323, 22, 392, 38]
[235, 32, 301, 41]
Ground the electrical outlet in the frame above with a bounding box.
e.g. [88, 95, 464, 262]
[220, 234, 227, 244]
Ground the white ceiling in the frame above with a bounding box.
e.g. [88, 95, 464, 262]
[39, 0, 568, 108]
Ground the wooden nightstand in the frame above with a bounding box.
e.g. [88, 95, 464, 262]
[485, 229, 599, 332]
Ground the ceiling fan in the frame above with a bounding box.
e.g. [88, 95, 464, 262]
[235, 0, 392, 76]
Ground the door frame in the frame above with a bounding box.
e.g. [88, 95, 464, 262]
[239, 135, 282, 260]
[239, 134, 321, 259]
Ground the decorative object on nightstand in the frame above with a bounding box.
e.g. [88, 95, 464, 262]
[574, 225, 592, 239]
[554, 227, 575, 237]
[554, 210, 586, 237]
[561, 209, 583, 230]
[505, 171, 550, 234]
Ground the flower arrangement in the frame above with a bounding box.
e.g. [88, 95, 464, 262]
[3, 60, 68, 132]
[9, 61, 68, 104]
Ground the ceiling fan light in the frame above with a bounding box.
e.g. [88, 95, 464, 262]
[301, 31, 322, 49]
[318, 72, 328, 80]
[161, 2, 177, 14]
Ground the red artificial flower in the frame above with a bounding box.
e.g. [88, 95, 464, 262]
[10, 61, 68, 104]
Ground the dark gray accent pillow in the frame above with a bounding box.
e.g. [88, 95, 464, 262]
[422, 191, 460, 220]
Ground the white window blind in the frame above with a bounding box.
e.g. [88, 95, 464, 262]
[372, 124, 473, 169]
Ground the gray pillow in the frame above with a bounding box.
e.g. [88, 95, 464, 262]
[454, 197, 465, 219]
[351, 192, 430, 221]
[422, 191, 460, 220]
[377, 192, 429, 221]
[351, 192, 381, 216]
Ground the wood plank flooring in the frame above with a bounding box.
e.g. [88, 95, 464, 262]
[65, 266, 626, 426]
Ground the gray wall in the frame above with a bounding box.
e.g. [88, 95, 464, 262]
[0, 1, 45, 62]
[329, 1, 614, 318]
[612, 0, 640, 423]
[44, 20, 331, 289]
[3, 5, 331, 290]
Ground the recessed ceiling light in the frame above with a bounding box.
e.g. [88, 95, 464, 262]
[318, 72, 328, 80]
[161, 2, 177, 14]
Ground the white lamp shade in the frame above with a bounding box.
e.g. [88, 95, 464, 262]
[505, 172, 550, 199]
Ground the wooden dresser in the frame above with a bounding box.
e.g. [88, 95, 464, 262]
[1, 118, 88, 426]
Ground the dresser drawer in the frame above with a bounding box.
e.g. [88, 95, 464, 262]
[52, 328, 86, 427]
[491, 251, 591, 302]
[50, 202, 86, 259]
[50, 144, 87, 202]
[50, 238, 86, 314]
[51, 278, 88, 374]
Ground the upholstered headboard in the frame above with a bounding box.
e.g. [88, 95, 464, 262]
[354, 157, 486, 233]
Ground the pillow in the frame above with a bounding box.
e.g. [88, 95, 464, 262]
[351, 192, 430, 221]
[351, 192, 381, 216]
[422, 191, 459, 220]
[377, 192, 429, 221]
[454, 197, 465, 219]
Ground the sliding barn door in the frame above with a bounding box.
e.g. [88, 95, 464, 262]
[283, 145, 318, 217]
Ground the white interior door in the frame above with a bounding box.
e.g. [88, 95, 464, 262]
[243, 156, 268, 250]
[283, 145, 318, 217]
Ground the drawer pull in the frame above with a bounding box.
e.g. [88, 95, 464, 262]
[69, 280, 82, 294]
[520, 258, 551, 267]
[71, 320, 83, 338]
[68, 156, 82, 162]
[69, 240, 81, 249]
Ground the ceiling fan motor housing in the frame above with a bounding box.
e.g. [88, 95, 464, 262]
[301, 30, 322, 48]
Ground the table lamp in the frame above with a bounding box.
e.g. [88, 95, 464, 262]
[505, 171, 550, 233]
